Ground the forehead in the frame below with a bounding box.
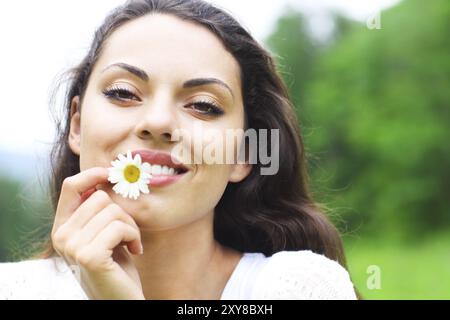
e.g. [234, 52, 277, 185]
[93, 13, 241, 89]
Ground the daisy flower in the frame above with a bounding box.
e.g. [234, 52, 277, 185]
[107, 150, 153, 200]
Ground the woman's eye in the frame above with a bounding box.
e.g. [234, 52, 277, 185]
[188, 101, 224, 116]
[102, 88, 223, 116]
[102, 87, 140, 102]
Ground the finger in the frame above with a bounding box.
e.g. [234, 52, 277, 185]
[80, 187, 97, 203]
[90, 220, 142, 256]
[53, 167, 109, 230]
[62, 190, 113, 233]
[72, 203, 139, 248]
[52, 190, 112, 260]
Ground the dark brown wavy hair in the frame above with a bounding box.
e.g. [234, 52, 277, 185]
[35, 0, 357, 296]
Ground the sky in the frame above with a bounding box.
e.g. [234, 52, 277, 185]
[0, 0, 400, 157]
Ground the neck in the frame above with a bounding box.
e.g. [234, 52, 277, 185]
[131, 213, 242, 299]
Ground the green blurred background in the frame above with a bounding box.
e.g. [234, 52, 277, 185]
[1, 0, 449, 299]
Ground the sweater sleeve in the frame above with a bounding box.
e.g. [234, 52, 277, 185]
[0, 258, 88, 300]
[250, 250, 357, 300]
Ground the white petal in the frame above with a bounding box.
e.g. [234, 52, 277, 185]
[123, 187, 131, 199]
[141, 171, 152, 179]
[129, 185, 138, 199]
[117, 182, 129, 198]
[108, 167, 123, 174]
[138, 180, 149, 194]
[133, 183, 140, 197]
[112, 182, 122, 195]
[110, 167, 123, 176]
[111, 160, 121, 167]
[110, 174, 124, 183]
[134, 154, 142, 166]
[136, 184, 142, 197]
[125, 183, 133, 199]
[110, 162, 122, 171]
[110, 169, 123, 177]
[118, 153, 127, 162]
[108, 176, 119, 184]
[119, 162, 128, 170]
[118, 182, 127, 193]
[108, 171, 123, 183]
[115, 160, 127, 170]
[126, 150, 133, 161]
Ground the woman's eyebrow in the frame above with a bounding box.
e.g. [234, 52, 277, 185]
[101, 62, 234, 100]
[102, 62, 149, 82]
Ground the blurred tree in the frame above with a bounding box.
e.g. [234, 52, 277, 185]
[266, 5, 318, 116]
[0, 175, 52, 262]
[266, 0, 450, 241]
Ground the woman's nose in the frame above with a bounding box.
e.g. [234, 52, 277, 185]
[134, 96, 178, 143]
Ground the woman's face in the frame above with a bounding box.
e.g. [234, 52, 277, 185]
[68, 14, 251, 231]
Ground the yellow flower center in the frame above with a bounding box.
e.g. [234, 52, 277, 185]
[124, 165, 140, 183]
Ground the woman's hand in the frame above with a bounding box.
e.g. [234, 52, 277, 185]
[51, 167, 145, 300]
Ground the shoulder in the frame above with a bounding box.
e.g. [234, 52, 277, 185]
[251, 250, 357, 300]
[0, 257, 88, 300]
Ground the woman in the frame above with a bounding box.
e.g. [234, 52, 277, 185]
[0, 0, 357, 299]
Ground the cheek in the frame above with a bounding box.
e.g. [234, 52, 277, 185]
[178, 120, 243, 167]
[78, 97, 130, 169]
[81, 94, 124, 134]
[196, 163, 231, 191]
[177, 163, 230, 221]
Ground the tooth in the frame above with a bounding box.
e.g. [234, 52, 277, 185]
[169, 168, 175, 175]
[151, 165, 162, 175]
[162, 166, 170, 175]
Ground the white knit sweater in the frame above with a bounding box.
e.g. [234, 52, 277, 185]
[0, 250, 357, 300]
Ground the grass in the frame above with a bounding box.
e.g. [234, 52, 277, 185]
[343, 232, 450, 299]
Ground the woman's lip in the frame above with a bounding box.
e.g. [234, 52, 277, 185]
[131, 149, 189, 172]
[148, 171, 187, 188]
